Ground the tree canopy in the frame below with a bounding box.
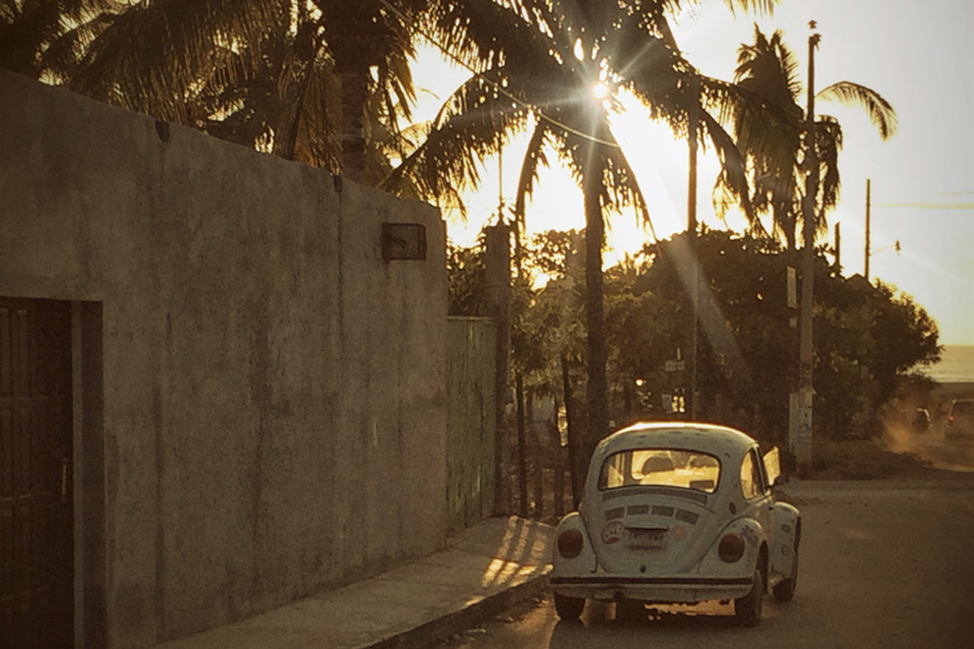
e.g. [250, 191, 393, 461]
[450, 228, 942, 451]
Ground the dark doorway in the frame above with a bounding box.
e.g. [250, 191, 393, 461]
[1, 298, 74, 648]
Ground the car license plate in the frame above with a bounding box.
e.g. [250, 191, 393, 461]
[628, 528, 666, 548]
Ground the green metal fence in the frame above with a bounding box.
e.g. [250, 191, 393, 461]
[446, 317, 496, 533]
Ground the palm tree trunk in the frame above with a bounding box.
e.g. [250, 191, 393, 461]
[339, 64, 369, 183]
[561, 355, 581, 508]
[583, 157, 609, 465]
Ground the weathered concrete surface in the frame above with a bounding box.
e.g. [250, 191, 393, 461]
[0, 70, 448, 647]
[148, 516, 554, 649]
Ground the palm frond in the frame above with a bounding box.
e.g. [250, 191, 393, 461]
[514, 119, 552, 232]
[817, 80, 897, 139]
[69, 0, 283, 121]
[273, 56, 340, 171]
[380, 73, 531, 214]
[423, 0, 532, 73]
[719, 0, 780, 16]
[38, 11, 116, 82]
[700, 106, 753, 223]
[815, 115, 843, 227]
[597, 124, 653, 228]
[0, 0, 17, 22]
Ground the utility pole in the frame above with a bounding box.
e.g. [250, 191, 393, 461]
[864, 178, 871, 281]
[485, 223, 511, 514]
[797, 26, 820, 468]
[487, 146, 513, 515]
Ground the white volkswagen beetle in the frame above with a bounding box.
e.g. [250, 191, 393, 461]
[550, 422, 800, 626]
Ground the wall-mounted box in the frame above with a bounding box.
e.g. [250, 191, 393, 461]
[382, 223, 427, 261]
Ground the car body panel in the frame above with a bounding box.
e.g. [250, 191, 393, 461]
[946, 399, 974, 442]
[550, 422, 799, 606]
[768, 501, 800, 586]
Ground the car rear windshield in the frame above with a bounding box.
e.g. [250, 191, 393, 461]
[598, 448, 721, 493]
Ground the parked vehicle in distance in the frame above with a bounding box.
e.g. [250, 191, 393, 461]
[549, 422, 800, 627]
[945, 399, 974, 442]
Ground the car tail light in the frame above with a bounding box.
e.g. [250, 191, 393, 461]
[558, 529, 584, 559]
[718, 533, 745, 562]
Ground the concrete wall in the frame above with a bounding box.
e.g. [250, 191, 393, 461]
[0, 70, 448, 647]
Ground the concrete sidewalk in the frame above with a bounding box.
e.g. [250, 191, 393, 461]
[152, 516, 554, 649]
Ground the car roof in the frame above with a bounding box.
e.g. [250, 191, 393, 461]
[597, 421, 758, 460]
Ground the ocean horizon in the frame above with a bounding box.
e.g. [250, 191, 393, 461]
[922, 345, 974, 383]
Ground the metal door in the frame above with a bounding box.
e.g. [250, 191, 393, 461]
[0, 298, 73, 648]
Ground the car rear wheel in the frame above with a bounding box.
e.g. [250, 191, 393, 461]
[773, 543, 799, 602]
[554, 593, 585, 621]
[734, 567, 764, 627]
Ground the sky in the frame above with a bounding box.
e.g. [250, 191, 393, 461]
[410, 0, 974, 346]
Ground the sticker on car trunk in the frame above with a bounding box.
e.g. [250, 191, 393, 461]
[602, 520, 624, 544]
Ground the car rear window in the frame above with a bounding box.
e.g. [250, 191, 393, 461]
[598, 448, 721, 493]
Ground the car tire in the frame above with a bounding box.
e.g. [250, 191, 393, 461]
[554, 593, 585, 621]
[734, 567, 764, 627]
[773, 543, 799, 602]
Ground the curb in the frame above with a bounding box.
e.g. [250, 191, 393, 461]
[365, 570, 551, 649]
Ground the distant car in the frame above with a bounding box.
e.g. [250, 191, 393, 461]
[945, 399, 974, 442]
[549, 422, 800, 626]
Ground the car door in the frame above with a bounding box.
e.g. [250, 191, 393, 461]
[740, 448, 774, 550]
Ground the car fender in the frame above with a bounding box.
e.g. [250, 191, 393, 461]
[697, 517, 766, 579]
[551, 512, 599, 578]
[769, 502, 800, 582]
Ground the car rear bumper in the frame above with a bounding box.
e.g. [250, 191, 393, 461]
[550, 575, 753, 603]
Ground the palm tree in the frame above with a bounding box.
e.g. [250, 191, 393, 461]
[10, 0, 424, 183]
[728, 25, 897, 249]
[384, 0, 759, 461]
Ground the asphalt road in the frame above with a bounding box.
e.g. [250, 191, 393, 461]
[433, 470, 974, 649]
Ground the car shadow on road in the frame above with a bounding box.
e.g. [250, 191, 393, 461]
[549, 600, 781, 648]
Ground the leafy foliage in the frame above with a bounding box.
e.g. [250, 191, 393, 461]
[623, 229, 939, 444]
[446, 237, 488, 318]
[2, 0, 425, 182]
[450, 228, 942, 450]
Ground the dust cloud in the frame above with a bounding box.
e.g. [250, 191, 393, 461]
[879, 408, 974, 472]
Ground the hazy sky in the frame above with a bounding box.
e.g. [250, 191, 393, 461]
[413, 0, 974, 346]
